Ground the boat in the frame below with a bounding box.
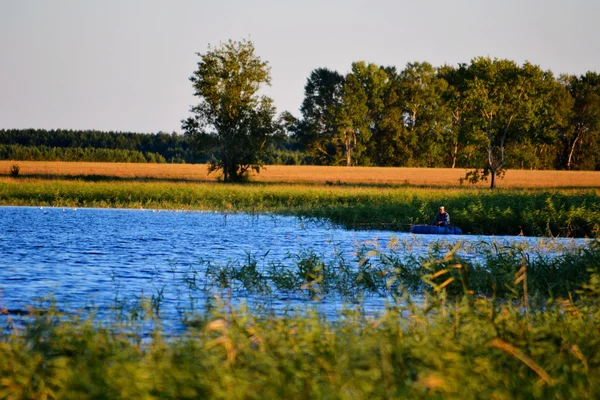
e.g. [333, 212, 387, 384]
[409, 225, 463, 235]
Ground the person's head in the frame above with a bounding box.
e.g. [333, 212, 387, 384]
[439, 206, 445, 213]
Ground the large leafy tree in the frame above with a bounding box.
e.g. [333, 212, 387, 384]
[397, 62, 452, 167]
[364, 67, 407, 166]
[529, 76, 573, 170]
[558, 72, 600, 170]
[294, 68, 345, 164]
[297, 63, 390, 166]
[462, 58, 557, 188]
[182, 39, 279, 182]
[333, 62, 387, 166]
[438, 64, 473, 168]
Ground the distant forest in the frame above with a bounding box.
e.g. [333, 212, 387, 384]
[0, 129, 306, 165]
[0, 129, 193, 163]
[2, 58, 600, 170]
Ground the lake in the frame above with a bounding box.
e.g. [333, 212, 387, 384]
[0, 206, 590, 330]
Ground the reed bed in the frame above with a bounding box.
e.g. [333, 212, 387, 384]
[1, 179, 598, 237]
[195, 239, 599, 304]
[2, 241, 600, 399]
[3, 161, 600, 188]
[124, 239, 598, 320]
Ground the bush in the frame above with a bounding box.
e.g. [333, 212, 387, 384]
[9, 164, 20, 177]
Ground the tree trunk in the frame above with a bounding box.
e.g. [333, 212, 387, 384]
[345, 134, 352, 166]
[487, 143, 503, 190]
[223, 154, 229, 182]
[490, 168, 496, 189]
[451, 142, 458, 168]
[566, 134, 581, 170]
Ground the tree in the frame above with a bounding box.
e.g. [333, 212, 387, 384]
[558, 72, 600, 170]
[294, 68, 345, 165]
[296, 62, 388, 166]
[462, 58, 557, 188]
[396, 62, 452, 167]
[296, 63, 389, 166]
[365, 67, 408, 166]
[333, 62, 384, 166]
[182, 39, 280, 182]
[439, 64, 472, 168]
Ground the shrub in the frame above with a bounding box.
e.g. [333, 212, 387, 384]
[9, 164, 20, 177]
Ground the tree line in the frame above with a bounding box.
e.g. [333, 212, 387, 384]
[0, 128, 311, 166]
[0, 144, 166, 163]
[289, 60, 600, 186]
[182, 40, 599, 185]
[0, 129, 196, 163]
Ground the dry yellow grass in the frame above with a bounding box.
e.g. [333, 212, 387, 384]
[2, 161, 600, 188]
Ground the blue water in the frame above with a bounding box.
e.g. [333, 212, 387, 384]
[0, 206, 591, 329]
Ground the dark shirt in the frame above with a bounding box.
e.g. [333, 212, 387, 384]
[435, 211, 450, 226]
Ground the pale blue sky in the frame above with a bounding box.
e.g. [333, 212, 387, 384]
[1, 0, 599, 133]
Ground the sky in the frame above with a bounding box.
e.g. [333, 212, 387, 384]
[1, 0, 599, 134]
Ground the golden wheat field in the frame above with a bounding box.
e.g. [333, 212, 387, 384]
[2, 160, 600, 188]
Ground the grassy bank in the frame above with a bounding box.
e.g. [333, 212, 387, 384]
[1, 179, 599, 237]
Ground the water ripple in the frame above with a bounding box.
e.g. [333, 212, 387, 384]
[0, 206, 591, 324]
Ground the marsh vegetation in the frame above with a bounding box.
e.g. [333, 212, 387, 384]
[1, 240, 599, 399]
[1, 178, 598, 237]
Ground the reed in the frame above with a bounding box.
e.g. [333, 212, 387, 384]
[194, 239, 600, 304]
[2, 246, 599, 399]
[1, 179, 598, 237]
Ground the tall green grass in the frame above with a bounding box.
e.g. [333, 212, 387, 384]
[1, 179, 598, 236]
[2, 245, 600, 399]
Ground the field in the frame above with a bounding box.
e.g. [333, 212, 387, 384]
[3, 160, 600, 188]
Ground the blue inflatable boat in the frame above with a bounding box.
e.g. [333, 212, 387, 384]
[409, 225, 463, 235]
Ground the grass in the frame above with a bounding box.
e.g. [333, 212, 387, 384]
[0, 179, 599, 237]
[2, 241, 600, 399]
[2, 160, 600, 188]
[180, 239, 600, 309]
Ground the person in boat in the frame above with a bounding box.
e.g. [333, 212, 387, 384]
[434, 206, 450, 227]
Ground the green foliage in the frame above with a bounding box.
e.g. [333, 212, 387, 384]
[197, 239, 599, 302]
[292, 59, 600, 178]
[293, 68, 346, 165]
[558, 72, 600, 170]
[398, 62, 453, 167]
[461, 58, 562, 188]
[183, 39, 281, 182]
[331, 62, 382, 166]
[259, 148, 312, 165]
